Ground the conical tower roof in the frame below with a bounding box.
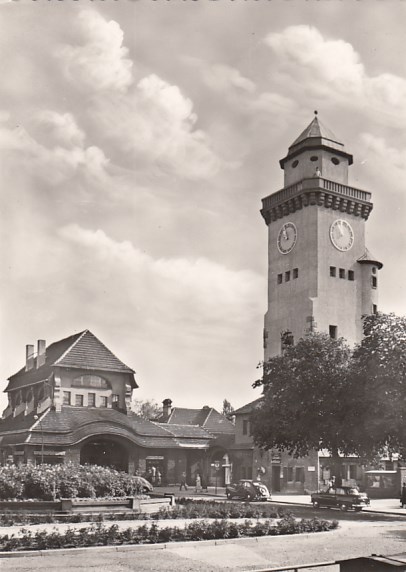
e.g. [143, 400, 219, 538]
[290, 116, 342, 148]
[280, 113, 353, 168]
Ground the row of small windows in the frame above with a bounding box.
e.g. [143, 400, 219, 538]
[330, 266, 377, 288]
[292, 156, 340, 169]
[277, 268, 299, 284]
[329, 267, 354, 281]
[63, 391, 119, 408]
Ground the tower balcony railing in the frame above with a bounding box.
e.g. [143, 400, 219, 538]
[262, 177, 372, 211]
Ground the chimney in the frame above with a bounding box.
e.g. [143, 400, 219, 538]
[36, 339, 46, 368]
[25, 345, 35, 371]
[162, 398, 172, 419]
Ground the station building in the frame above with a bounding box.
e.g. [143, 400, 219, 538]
[0, 330, 234, 486]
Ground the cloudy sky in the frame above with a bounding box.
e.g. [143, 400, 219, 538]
[1, 1, 405, 415]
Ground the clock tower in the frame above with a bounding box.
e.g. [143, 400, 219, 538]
[261, 113, 382, 360]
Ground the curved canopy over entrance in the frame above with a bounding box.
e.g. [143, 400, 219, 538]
[80, 438, 128, 472]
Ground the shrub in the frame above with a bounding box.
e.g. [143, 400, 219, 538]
[0, 516, 338, 552]
[0, 463, 144, 501]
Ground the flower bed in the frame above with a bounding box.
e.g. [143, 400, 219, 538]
[0, 517, 339, 552]
[0, 499, 279, 526]
[0, 463, 144, 501]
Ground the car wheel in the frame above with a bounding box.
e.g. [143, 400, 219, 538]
[354, 507, 362, 512]
[312, 501, 319, 509]
[247, 494, 254, 502]
[226, 492, 232, 499]
[340, 503, 348, 511]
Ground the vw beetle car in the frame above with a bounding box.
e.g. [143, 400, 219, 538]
[311, 486, 370, 511]
[226, 479, 271, 501]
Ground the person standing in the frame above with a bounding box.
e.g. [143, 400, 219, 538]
[195, 473, 202, 492]
[400, 482, 406, 508]
[180, 471, 188, 491]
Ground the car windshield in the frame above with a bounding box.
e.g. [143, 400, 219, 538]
[348, 488, 360, 495]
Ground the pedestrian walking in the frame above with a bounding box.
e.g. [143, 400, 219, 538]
[195, 473, 201, 492]
[400, 482, 406, 508]
[156, 470, 162, 486]
[179, 471, 188, 491]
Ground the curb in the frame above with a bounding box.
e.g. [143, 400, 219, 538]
[272, 500, 406, 517]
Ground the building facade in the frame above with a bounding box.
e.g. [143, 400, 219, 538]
[0, 330, 234, 486]
[234, 115, 383, 493]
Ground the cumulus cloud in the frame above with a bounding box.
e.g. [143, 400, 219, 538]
[91, 74, 223, 180]
[58, 10, 133, 92]
[202, 63, 256, 94]
[264, 26, 406, 126]
[0, 111, 108, 186]
[58, 224, 265, 332]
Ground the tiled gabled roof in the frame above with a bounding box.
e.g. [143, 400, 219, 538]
[154, 423, 212, 439]
[234, 397, 263, 415]
[5, 330, 136, 393]
[161, 407, 235, 435]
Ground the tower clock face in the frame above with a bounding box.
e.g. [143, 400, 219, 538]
[330, 219, 354, 251]
[277, 222, 297, 254]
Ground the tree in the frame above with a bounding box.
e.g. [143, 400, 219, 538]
[132, 399, 162, 420]
[251, 314, 406, 476]
[351, 312, 406, 459]
[251, 333, 357, 480]
[222, 399, 235, 422]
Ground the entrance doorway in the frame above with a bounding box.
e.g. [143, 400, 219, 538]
[272, 465, 281, 492]
[80, 439, 128, 472]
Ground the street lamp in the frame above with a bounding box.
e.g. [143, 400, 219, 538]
[33, 414, 44, 464]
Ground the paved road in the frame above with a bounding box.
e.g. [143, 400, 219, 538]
[1, 510, 406, 572]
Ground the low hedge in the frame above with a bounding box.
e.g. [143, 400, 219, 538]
[0, 517, 339, 551]
[0, 500, 286, 527]
[0, 463, 144, 501]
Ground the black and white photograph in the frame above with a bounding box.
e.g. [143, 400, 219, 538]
[0, 0, 405, 570]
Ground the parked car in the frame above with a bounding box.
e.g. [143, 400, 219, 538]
[226, 479, 271, 501]
[311, 486, 370, 511]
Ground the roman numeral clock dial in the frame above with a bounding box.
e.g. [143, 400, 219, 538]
[330, 219, 354, 251]
[277, 222, 297, 254]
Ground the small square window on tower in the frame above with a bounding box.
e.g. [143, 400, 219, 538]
[339, 268, 345, 279]
[373, 304, 378, 314]
[277, 273, 283, 284]
[372, 275, 377, 288]
[330, 266, 336, 277]
[285, 271, 290, 282]
[293, 268, 299, 279]
[329, 325, 338, 339]
[348, 270, 355, 281]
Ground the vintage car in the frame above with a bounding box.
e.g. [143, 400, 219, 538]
[311, 486, 370, 511]
[226, 479, 271, 501]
